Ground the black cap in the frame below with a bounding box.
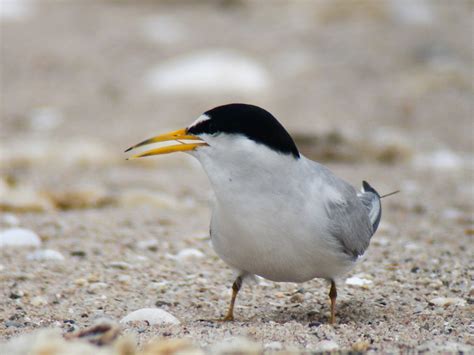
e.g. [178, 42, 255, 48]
[187, 103, 300, 159]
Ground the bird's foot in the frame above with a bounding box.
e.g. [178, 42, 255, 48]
[222, 313, 234, 322]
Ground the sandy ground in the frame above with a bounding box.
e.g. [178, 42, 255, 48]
[1, 1, 473, 353]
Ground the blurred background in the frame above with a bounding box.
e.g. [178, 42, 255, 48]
[1, 0, 472, 199]
[0, 0, 473, 348]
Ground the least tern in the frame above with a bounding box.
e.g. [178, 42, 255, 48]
[126, 103, 384, 324]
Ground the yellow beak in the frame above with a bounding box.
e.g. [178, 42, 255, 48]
[125, 128, 207, 159]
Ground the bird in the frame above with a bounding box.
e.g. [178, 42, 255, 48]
[125, 103, 385, 324]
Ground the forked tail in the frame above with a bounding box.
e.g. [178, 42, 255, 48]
[358, 181, 382, 234]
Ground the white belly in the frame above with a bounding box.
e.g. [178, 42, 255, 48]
[210, 204, 354, 282]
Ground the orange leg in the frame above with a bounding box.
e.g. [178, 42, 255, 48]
[223, 276, 242, 321]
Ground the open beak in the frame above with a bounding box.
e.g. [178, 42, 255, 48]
[124, 128, 207, 159]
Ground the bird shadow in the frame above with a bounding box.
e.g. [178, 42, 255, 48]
[247, 297, 381, 326]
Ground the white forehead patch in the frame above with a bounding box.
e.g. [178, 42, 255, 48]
[188, 114, 210, 129]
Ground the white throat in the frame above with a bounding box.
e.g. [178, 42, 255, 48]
[190, 134, 302, 204]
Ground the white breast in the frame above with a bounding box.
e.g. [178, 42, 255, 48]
[192, 136, 354, 282]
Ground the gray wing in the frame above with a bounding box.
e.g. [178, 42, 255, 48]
[319, 169, 374, 259]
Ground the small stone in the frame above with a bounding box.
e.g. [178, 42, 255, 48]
[74, 278, 88, 286]
[441, 208, 463, 220]
[146, 50, 270, 94]
[405, 242, 419, 251]
[352, 340, 370, 351]
[2, 213, 19, 226]
[108, 261, 133, 270]
[88, 282, 108, 291]
[372, 237, 389, 246]
[429, 297, 466, 307]
[173, 248, 205, 262]
[10, 292, 23, 299]
[30, 296, 48, 306]
[29, 106, 62, 131]
[27, 249, 64, 261]
[87, 274, 100, 283]
[71, 250, 86, 257]
[290, 293, 304, 303]
[0, 181, 54, 212]
[316, 340, 339, 352]
[120, 308, 180, 325]
[117, 275, 131, 284]
[0, 228, 41, 248]
[64, 322, 120, 346]
[465, 228, 474, 236]
[137, 239, 159, 251]
[5, 321, 24, 328]
[345, 275, 373, 288]
[429, 280, 443, 289]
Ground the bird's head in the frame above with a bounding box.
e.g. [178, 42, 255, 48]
[125, 104, 300, 165]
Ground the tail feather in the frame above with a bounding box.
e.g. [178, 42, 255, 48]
[358, 181, 381, 234]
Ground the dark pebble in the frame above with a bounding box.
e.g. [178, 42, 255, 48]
[70, 250, 86, 257]
[155, 300, 172, 307]
[308, 321, 321, 328]
[5, 321, 23, 328]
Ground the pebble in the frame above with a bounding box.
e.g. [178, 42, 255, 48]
[120, 308, 180, 325]
[290, 293, 304, 303]
[345, 275, 373, 288]
[429, 297, 466, 307]
[74, 278, 88, 286]
[404, 242, 420, 251]
[146, 49, 269, 94]
[29, 106, 62, 131]
[117, 275, 131, 284]
[352, 340, 370, 351]
[30, 296, 48, 306]
[5, 321, 24, 328]
[173, 248, 205, 262]
[108, 261, 133, 270]
[413, 150, 465, 170]
[315, 340, 339, 352]
[27, 249, 64, 261]
[0, 180, 54, 212]
[0, 228, 41, 248]
[372, 236, 390, 246]
[389, 0, 434, 25]
[88, 282, 108, 291]
[137, 239, 159, 251]
[441, 208, 464, 220]
[1, 213, 19, 226]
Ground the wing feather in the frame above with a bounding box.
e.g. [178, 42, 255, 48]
[321, 177, 374, 259]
